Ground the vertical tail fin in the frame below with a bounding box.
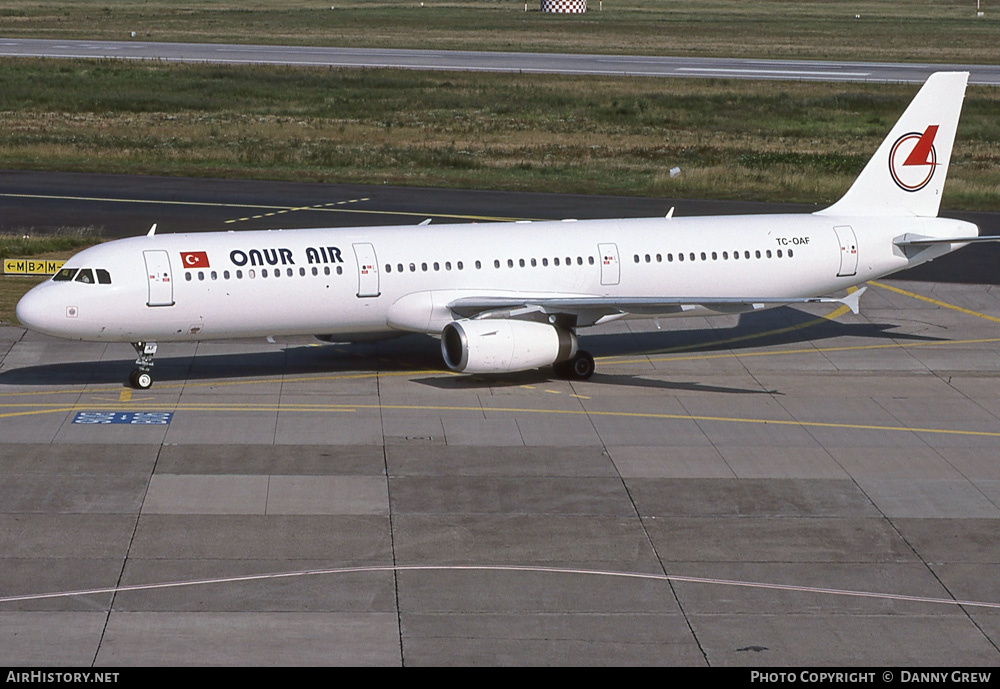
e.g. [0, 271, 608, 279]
[817, 72, 968, 218]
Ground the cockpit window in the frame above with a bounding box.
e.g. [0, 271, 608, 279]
[74, 268, 95, 284]
[96, 269, 111, 284]
[52, 268, 78, 282]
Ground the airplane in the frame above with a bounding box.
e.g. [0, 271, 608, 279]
[15, 72, 999, 390]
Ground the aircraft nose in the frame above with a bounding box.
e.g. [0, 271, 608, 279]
[15, 284, 63, 336]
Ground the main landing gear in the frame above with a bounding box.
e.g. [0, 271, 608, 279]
[554, 350, 595, 380]
[129, 341, 157, 389]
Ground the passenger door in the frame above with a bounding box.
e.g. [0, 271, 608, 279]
[143, 250, 174, 307]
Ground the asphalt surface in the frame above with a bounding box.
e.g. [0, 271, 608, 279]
[2, 170, 998, 285]
[2, 38, 1000, 85]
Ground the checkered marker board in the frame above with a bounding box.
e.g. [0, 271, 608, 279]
[540, 0, 587, 12]
[73, 412, 173, 425]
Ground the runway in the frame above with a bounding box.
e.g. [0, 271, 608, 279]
[2, 38, 1000, 85]
[2, 180, 1000, 665]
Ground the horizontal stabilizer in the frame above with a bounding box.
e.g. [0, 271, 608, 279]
[894, 235, 1000, 247]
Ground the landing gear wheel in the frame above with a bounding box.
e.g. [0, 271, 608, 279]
[129, 369, 153, 390]
[568, 351, 595, 380]
[129, 341, 157, 390]
[555, 351, 595, 380]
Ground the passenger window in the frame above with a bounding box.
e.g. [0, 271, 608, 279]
[53, 268, 78, 282]
[75, 268, 95, 284]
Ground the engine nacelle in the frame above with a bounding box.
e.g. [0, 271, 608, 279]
[441, 319, 577, 374]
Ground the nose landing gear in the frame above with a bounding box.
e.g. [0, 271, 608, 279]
[129, 342, 157, 389]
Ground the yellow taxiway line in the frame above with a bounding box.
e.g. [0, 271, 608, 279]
[3, 400, 999, 439]
[0, 192, 528, 224]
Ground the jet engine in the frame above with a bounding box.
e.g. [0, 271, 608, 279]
[441, 319, 577, 374]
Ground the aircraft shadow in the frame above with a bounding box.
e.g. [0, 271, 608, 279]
[0, 307, 943, 388]
[579, 306, 942, 359]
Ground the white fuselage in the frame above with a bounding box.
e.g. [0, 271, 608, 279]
[16, 212, 976, 344]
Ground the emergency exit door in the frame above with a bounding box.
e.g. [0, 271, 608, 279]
[598, 243, 620, 286]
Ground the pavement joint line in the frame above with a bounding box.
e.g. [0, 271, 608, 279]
[3, 401, 1000, 438]
[869, 280, 1000, 325]
[2, 563, 999, 610]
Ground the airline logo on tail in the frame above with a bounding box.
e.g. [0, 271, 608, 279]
[889, 125, 939, 192]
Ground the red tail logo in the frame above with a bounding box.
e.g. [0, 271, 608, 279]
[889, 126, 939, 192]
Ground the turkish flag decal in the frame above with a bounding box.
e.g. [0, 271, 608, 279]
[181, 251, 210, 268]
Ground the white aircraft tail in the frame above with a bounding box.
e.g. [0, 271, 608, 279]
[817, 72, 968, 218]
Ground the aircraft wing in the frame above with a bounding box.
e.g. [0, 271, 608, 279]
[447, 287, 866, 327]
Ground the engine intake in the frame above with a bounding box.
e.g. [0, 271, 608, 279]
[441, 319, 577, 374]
